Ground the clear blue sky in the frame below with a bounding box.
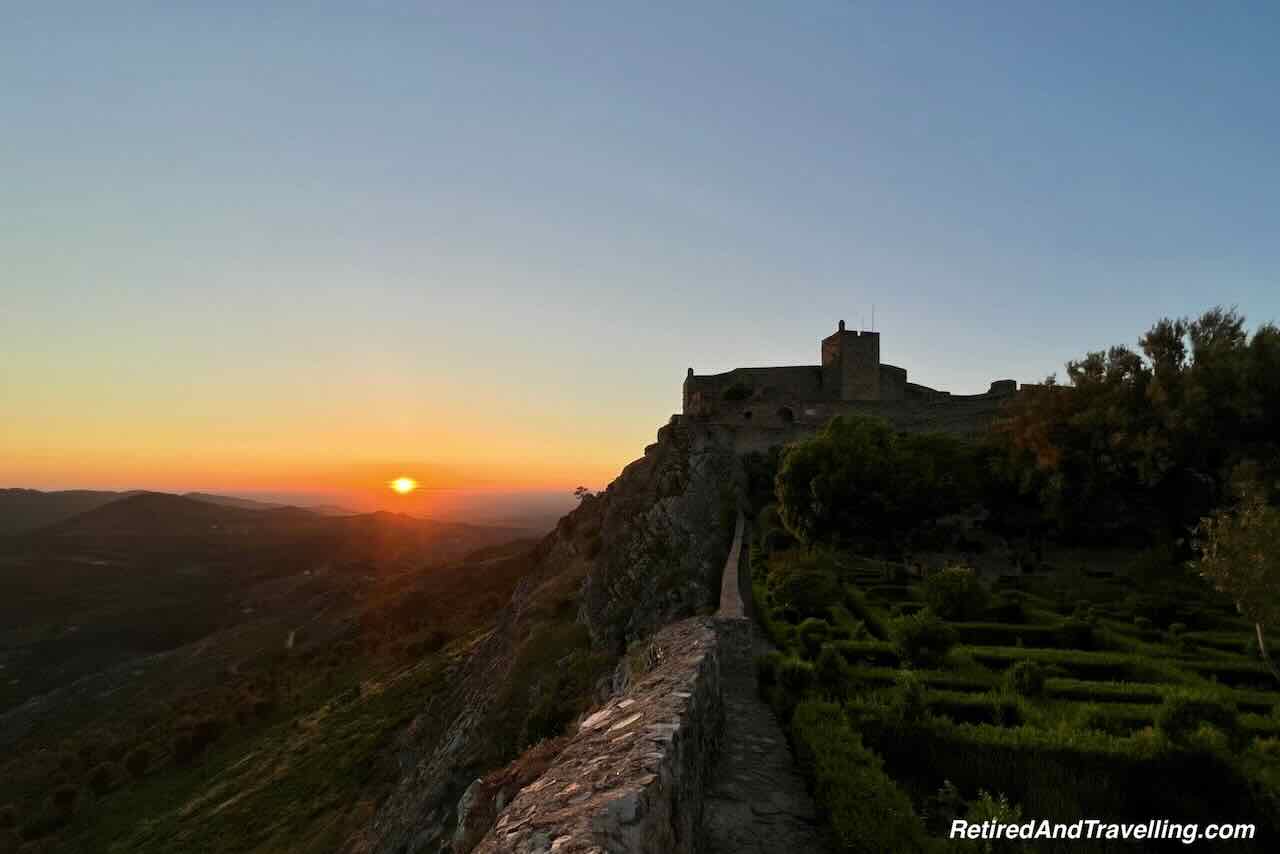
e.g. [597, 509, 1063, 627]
[4, 1, 1278, 497]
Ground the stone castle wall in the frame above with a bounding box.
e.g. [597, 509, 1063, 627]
[471, 617, 726, 854]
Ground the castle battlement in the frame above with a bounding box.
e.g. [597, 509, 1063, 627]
[682, 321, 1019, 442]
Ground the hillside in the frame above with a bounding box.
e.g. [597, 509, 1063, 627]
[0, 489, 145, 536]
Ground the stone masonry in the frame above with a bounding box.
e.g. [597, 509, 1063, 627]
[471, 617, 724, 854]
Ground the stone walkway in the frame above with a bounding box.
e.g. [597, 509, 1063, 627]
[701, 518, 833, 853]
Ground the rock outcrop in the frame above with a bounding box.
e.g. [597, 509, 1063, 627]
[345, 418, 739, 853]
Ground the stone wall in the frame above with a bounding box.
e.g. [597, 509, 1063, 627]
[471, 617, 726, 854]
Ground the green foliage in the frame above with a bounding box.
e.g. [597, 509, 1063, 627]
[722, 382, 752, 401]
[1005, 660, 1047, 697]
[775, 415, 979, 545]
[989, 308, 1280, 544]
[890, 609, 957, 667]
[894, 669, 928, 722]
[929, 690, 1023, 727]
[778, 658, 815, 696]
[968, 646, 1178, 684]
[965, 790, 1030, 854]
[924, 567, 989, 620]
[815, 644, 847, 694]
[1192, 484, 1280, 682]
[791, 701, 930, 853]
[797, 618, 831, 659]
[767, 550, 841, 619]
[831, 639, 900, 667]
[498, 621, 613, 754]
[1157, 690, 1242, 749]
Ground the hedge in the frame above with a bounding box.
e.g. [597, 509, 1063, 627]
[1044, 679, 1165, 705]
[790, 700, 930, 853]
[965, 646, 1178, 683]
[1186, 660, 1278, 689]
[831, 640, 900, 667]
[855, 717, 1280, 847]
[952, 622, 1072, 648]
[926, 690, 1024, 726]
[842, 585, 890, 640]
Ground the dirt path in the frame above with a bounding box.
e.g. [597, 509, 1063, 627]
[702, 516, 833, 852]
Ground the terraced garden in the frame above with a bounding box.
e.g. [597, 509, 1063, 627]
[751, 544, 1280, 852]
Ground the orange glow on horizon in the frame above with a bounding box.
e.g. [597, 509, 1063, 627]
[389, 476, 418, 495]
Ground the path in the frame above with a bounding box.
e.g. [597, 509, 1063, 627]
[700, 513, 833, 853]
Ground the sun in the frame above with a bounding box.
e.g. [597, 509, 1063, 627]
[389, 476, 418, 495]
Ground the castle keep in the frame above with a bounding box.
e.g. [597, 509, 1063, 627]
[681, 320, 1019, 444]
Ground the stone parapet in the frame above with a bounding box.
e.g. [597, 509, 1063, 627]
[472, 617, 725, 854]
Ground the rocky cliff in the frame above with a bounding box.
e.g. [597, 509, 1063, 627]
[345, 417, 739, 853]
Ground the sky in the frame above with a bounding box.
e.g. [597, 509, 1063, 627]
[3, 2, 1278, 515]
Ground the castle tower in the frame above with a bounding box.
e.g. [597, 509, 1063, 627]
[821, 319, 881, 400]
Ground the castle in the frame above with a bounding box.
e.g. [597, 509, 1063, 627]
[681, 320, 1019, 444]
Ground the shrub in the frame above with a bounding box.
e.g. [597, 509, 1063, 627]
[0, 806, 14, 830]
[791, 700, 930, 853]
[966, 790, 1030, 853]
[778, 658, 815, 696]
[798, 618, 831, 659]
[1133, 616, 1153, 632]
[1157, 691, 1241, 749]
[894, 670, 928, 722]
[722, 382, 751, 402]
[770, 552, 842, 619]
[815, 645, 847, 694]
[1005, 660, 1047, 697]
[924, 567, 989, 621]
[890, 609, 957, 667]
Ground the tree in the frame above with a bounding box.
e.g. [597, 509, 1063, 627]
[1191, 485, 1280, 683]
[573, 486, 594, 502]
[775, 415, 977, 546]
[991, 307, 1280, 544]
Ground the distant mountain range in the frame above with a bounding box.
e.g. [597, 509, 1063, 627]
[0, 488, 357, 536]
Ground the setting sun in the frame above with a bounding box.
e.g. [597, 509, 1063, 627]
[389, 476, 418, 495]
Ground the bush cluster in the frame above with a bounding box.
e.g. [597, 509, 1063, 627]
[889, 609, 957, 667]
[924, 567, 989, 620]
